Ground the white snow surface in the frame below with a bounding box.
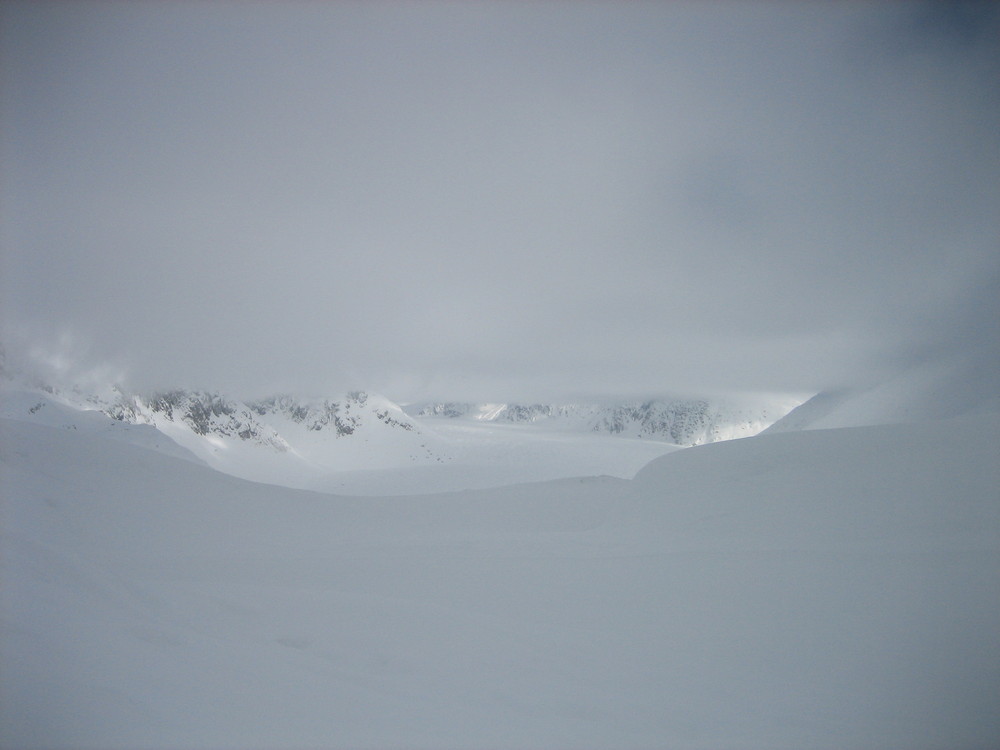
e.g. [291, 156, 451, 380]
[765, 356, 1000, 434]
[2, 402, 999, 749]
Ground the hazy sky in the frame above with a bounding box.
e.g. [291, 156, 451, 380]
[1, 1, 997, 401]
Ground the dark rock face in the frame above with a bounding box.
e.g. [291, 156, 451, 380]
[100, 390, 286, 450]
[590, 401, 712, 443]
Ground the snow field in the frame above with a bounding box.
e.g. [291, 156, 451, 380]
[2, 411, 999, 748]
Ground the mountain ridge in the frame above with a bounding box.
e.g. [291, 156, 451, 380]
[0, 350, 799, 451]
[0, 351, 800, 492]
[407, 397, 798, 446]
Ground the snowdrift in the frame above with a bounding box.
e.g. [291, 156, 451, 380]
[2, 411, 998, 749]
[766, 354, 1000, 433]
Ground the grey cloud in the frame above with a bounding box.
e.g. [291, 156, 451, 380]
[1, 2, 996, 402]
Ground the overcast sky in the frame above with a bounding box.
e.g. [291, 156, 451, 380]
[1, 1, 997, 402]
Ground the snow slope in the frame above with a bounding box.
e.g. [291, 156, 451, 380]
[0, 388, 206, 466]
[765, 355, 1000, 433]
[3, 409, 998, 749]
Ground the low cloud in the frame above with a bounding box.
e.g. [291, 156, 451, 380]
[2, 2, 996, 401]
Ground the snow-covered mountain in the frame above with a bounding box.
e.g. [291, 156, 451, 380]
[107, 389, 293, 451]
[0, 380, 447, 488]
[0, 339, 799, 452]
[408, 396, 799, 445]
[103, 388, 425, 459]
[0, 353, 800, 492]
